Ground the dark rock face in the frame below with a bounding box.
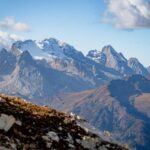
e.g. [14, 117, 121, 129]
[0, 48, 16, 75]
[147, 66, 150, 73]
[50, 75, 150, 150]
[0, 94, 128, 150]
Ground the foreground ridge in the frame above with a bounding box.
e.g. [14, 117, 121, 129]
[0, 94, 129, 150]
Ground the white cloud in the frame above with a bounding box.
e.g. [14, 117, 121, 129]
[103, 0, 150, 29]
[0, 30, 21, 49]
[0, 17, 30, 32]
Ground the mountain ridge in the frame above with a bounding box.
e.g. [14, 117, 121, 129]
[50, 75, 150, 150]
[0, 37, 149, 104]
[87, 45, 149, 76]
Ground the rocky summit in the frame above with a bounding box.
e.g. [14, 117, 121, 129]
[0, 94, 129, 150]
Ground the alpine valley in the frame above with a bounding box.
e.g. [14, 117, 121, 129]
[0, 38, 150, 150]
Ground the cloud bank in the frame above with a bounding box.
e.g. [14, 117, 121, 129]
[104, 0, 150, 29]
[0, 17, 30, 32]
[0, 17, 30, 49]
[0, 31, 21, 49]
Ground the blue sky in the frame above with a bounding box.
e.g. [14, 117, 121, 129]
[0, 0, 150, 66]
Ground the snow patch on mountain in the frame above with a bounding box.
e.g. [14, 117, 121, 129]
[39, 38, 67, 59]
[12, 38, 76, 61]
[12, 40, 50, 59]
[87, 50, 105, 64]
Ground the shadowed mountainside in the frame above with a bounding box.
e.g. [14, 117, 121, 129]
[50, 75, 150, 150]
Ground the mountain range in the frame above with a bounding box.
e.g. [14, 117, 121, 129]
[87, 45, 149, 76]
[12, 39, 149, 78]
[0, 38, 149, 103]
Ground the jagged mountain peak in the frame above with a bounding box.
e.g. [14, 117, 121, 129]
[12, 39, 48, 59]
[40, 38, 67, 59]
[128, 57, 141, 67]
[9, 37, 149, 81]
[87, 45, 127, 65]
[87, 49, 101, 59]
[101, 45, 127, 62]
[87, 45, 150, 76]
[19, 50, 33, 60]
[61, 44, 85, 62]
[128, 57, 142, 67]
[39, 38, 74, 50]
[42, 37, 59, 43]
[128, 57, 149, 76]
[18, 50, 36, 67]
[40, 38, 61, 50]
[12, 38, 82, 61]
[97, 45, 132, 75]
[101, 45, 116, 54]
[87, 49, 108, 65]
[39, 38, 84, 60]
[12, 39, 35, 48]
[87, 45, 120, 61]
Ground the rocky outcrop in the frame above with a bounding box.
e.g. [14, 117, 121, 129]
[0, 94, 128, 150]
